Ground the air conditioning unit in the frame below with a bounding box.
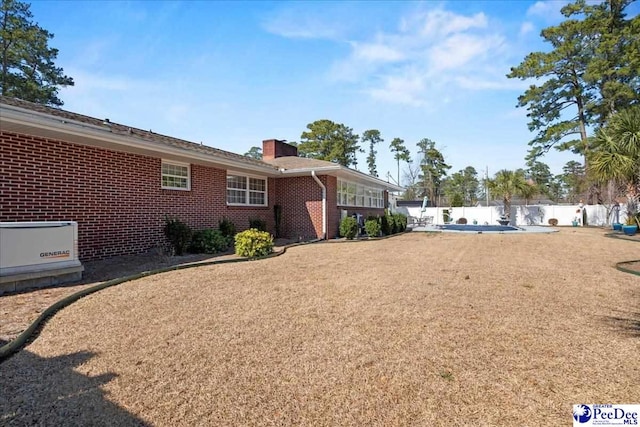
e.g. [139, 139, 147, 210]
[0, 221, 84, 294]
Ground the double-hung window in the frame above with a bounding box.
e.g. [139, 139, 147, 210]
[162, 161, 190, 190]
[227, 174, 267, 206]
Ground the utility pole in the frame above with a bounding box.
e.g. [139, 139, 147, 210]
[485, 166, 490, 206]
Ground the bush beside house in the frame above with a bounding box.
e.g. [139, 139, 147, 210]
[339, 217, 359, 240]
[235, 229, 274, 257]
[364, 219, 381, 237]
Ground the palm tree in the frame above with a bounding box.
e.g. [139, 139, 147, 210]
[589, 106, 640, 200]
[487, 169, 528, 220]
[520, 182, 539, 205]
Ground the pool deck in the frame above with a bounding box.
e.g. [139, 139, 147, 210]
[410, 225, 559, 234]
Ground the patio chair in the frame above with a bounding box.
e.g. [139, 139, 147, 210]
[409, 214, 433, 227]
[418, 215, 434, 226]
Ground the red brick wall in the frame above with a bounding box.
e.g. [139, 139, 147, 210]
[274, 175, 388, 240]
[274, 176, 324, 240]
[1, 131, 275, 260]
[325, 175, 339, 239]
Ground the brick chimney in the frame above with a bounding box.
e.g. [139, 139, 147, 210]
[262, 139, 298, 160]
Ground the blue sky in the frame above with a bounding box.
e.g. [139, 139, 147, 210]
[30, 0, 637, 184]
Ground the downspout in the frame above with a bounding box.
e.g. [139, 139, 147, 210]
[311, 171, 327, 239]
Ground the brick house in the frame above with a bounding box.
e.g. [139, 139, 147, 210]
[1, 97, 402, 261]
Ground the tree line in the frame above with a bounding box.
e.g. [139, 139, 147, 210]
[245, 117, 599, 208]
[3, 0, 637, 212]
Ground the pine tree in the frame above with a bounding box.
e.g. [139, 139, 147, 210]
[1, 0, 74, 106]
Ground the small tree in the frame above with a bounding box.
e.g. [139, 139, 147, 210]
[520, 182, 538, 205]
[589, 106, 640, 200]
[487, 170, 528, 219]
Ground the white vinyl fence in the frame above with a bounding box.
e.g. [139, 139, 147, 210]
[395, 204, 627, 227]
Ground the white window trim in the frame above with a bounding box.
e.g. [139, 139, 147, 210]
[161, 160, 191, 191]
[226, 172, 268, 206]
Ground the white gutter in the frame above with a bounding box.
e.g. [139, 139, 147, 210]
[280, 166, 403, 192]
[279, 166, 340, 174]
[311, 170, 327, 240]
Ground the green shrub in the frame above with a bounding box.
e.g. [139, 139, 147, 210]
[381, 214, 393, 235]
[249, 217, 267, 232]
[235, 228, 274, 258]
[392, 213, 407, 233]
[364, 219, 381, 237]
[389, 214, 398, 234]
[218, 217, 236, 246]
[218, 217, 236, 238]
[164, 217, 192, 256]
[339, 216, 359, 239]
[190, 229, 229, 254]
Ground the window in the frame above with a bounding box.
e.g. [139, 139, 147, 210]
[337, 179, 384, 208]
[227, 174, 267, 206]
[162, 161, 190, 190]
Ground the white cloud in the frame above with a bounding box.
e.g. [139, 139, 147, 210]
[428, 33, 505, 72]
[262, 7, 346, 40]
[418, 10, 488, 37]
[327, 40, 405, 82]
[352, 41, 405, 63]
[455, 76, 529, 91]
[526, 1, 564, 22]
[367, 72, 426, 107]
[519, 21, 535, 36]
[327, 6, 517, 107]
[526, 1, 556, 17]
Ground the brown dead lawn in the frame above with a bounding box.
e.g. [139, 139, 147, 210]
[1, 228, 639, 426]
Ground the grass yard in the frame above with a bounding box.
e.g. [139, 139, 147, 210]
[1, 228, 638, 426]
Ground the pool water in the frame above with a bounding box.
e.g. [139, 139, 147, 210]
[437, 224, 522, 232]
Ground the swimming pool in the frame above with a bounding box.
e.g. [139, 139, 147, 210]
[437, 224, 522, 232]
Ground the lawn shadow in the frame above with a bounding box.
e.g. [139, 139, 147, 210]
[0, 339, 148, 426]
[601, 310, 640, 338]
